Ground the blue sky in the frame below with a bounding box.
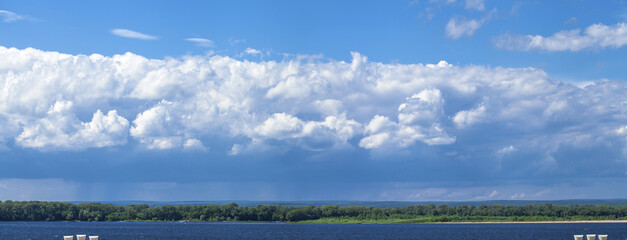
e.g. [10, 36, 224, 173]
[0, 0, 626, 201]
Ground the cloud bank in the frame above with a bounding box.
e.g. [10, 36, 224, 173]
[0, 47, 626, 170]
[495, 22, 627, 51]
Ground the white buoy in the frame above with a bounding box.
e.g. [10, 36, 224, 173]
[76, 234, 87, 240]
[88, 236, 99, 240]
[598, 235, 607, 240]
[574, 235, 584, 240]
[63, 236, 74, 240]
[586, 234, 596, 240]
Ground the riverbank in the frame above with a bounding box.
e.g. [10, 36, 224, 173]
[435, 220, 627, 224]
[298, 217, 627, 224]
[3, 201, 627, 223]
[4, 219, 627, 224]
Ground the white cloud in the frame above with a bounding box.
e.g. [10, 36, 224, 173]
[496, 145, 518, 157]
[254, 113, 361, 150]
[573, 81, 595, 89]
[0, 10, 27, 22]
[494, 22, 627, 51]
[130, 100, 184, 150]
[183, 138, 207, 151]
[360, 89, 455, 149]
[229, 144, 244, 156]
[15, 101, 129, 150]
[228, 38, 246, 46]
[130, 101, 176, 138]
[141, 137, 182, 150]
[488, 190, 498, 198]
[424, 0, 485, 11]
[111, 29, 158, 40]
[472, 190, 500, 200]
[379, 179, 627, 201]
[453, 103, 486, 128]
[445, 9, 496, 40]
[616, 125, 627, 135]
[360, 132, 391, 149]
[244, 48, 262, 55]
[564, 17, 578, 26]
[313, 99, 343, 116]
[364, 116, 396, 135]
[510, 193, 526, 200]
[1, 46, 627, 164]
[255, 113, 304, 139]
[445, 17, 483, 39]
[464, 0, 485, 11]
[185, 38, 215, 47]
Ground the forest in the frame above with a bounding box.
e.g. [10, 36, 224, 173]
[1, 201, 626, 223]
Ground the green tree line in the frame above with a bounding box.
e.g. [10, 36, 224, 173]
[1, 201, 626, 222]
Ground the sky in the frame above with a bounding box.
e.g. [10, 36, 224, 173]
[0, 0, 626, 202]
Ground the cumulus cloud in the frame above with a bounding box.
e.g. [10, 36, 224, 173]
[111, 29, 158, 40]
[130, 100, 187, 150]
[453, 103, 486, 128]
[255, 113, 304, 139]
[360, 89, 455, 149]
[15, 101, 129, 150]
[253, 113, 361, 150]
[494, 22, 627, 51]
[1, 46, 627, 170]
[185, 38, 215, 47]
[312, 99, 343, 116]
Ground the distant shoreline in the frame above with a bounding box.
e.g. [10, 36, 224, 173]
[3, 201, 627, 223]
[433, 220, 627, 224]
[300, 219, 627, 224]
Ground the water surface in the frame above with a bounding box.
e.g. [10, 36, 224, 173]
[1, 221, 626, 240]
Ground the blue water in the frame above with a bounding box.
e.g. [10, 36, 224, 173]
[0, 222, 625, 240]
